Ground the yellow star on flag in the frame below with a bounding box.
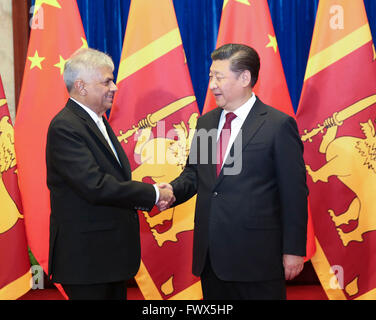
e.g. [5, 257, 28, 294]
[54, 55, 67, 75]
[28, 50, 45, 70]
[33, 0, 61, 17]
[236, 0, 251, 5]
[223, 0, 250, 9]
[373, 44, 376, 61]
[266, 34, 278, 53]
[0, 99, 7, 107]
[34, 0, 61, 10]
[81, 37, 88, 49]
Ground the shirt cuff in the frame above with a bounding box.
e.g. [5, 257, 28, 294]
[153, 184, 160, 204]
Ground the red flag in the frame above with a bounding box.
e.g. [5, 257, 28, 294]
[202, 0, 294, 117]
[109, 0, 202, 299]
[203, 0, 315, 261]
[0, 75, 31, 299]
[14, 0, 86, 289]
[297, 0, 376, 299]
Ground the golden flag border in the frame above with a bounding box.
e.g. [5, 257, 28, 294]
[135, 260, 162, 299]
[312, 237, 376, 300]
[136, 260, 202, 300]
[0, 271, 31, 300]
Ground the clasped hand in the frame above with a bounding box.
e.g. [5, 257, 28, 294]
[157, 183, 175, 211]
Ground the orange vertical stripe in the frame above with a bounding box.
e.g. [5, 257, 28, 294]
[309, 0, 369, 58]
[121, 0, 179, 60]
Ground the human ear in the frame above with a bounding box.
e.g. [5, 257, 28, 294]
[241, 70, 252, 87]
[74, 80, 87, 95]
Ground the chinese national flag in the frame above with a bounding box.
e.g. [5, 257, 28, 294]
[296, 0, 376, 299]
[203, 0, 315, 261]
[202, 0, 294, 117]
[14, 0, 86, 287]
[0, 76, 31, 300]
[109, 0, 202, 299]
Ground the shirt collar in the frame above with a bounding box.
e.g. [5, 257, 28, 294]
[222, 93, 256, 122]
[70, 97, 102, 124]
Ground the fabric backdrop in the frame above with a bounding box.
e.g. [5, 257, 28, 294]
[30, 0, 376, 112]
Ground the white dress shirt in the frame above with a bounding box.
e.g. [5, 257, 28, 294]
[216, 93, 256, 169]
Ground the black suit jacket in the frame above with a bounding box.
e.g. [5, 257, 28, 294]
[46, 99, 156, 285]
[171, 97, 308, 282]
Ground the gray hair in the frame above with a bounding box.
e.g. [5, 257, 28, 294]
[63, 48, 115, 92]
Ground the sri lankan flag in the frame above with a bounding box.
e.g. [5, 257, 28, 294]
[296, 0, 376, 299]
[14, 0, 86, 295]
[0, 75, 31, 300]
[109, 0, 202, 299]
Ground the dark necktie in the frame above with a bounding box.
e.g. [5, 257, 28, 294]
[216, 112, 236, 176]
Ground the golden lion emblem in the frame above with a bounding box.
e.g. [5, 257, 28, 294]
[303, 95, 376, 247]
[117, 96, 198, 247]
[132, 113, 198, 247]
[0, 115, 23, 234]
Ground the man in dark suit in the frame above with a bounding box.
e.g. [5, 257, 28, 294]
[158, 44, 308, 300]
[46, 48, 174, 300]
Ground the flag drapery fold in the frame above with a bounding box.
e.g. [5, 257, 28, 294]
[0, 75, 31, 300]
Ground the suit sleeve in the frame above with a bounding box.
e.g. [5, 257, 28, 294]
[47, 118, 156, 211]
[274, 116, 308, 256]
[170, 126, 200, 206]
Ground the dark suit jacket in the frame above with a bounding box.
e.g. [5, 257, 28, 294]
[171, 97, 308, 282]
[46, 98, 156, 285]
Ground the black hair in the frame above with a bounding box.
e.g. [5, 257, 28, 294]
[211, 43, 260, 87]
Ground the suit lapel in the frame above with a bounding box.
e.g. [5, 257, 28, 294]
[103, 118, 132, 179]
[67, 99, 129, 175]
[201, 108, 222, 184]
[67, 99, 113, 153]
[215, 98, 267, 185]
[237, 97, 267, 152]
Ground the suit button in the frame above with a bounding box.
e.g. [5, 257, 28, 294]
[213, 192, 218, 197]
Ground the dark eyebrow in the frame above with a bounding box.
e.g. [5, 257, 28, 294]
[209, 70, 224, 75]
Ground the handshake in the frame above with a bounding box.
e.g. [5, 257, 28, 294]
[156, 183, 175, 211]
